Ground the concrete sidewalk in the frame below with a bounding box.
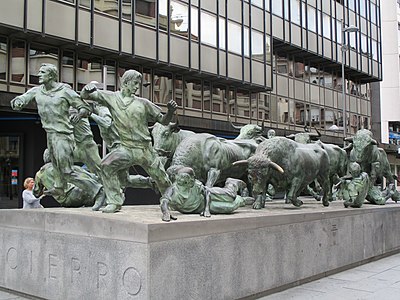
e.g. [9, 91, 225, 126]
[259, 252, 400, 300]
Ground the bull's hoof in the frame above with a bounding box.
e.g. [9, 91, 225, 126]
[323, 201, 330, 207]
[101, 204, 120, 213]
[200, 210, 211, 218]
[252, 201, 263, 209]
[344, 202, 350, 208]
[292, 200, 303, 207]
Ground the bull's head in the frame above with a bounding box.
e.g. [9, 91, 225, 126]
[151, 122, 181, 157]
[350, 129, 377, 163]
[233, 156, 284, 195]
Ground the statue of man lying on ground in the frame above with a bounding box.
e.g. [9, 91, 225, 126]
[160, 167, 246, 220]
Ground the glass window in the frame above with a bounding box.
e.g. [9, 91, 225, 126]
[359, 0, 366, 18]
[77, 56, 102, 91]
[29, 44, 59, 85]
[277, 97, 289, 123]
[291, 0, 300, 25]
[266, 35, 271, 63]
[272, 0, 283, 17]
[171, 1, 188, 36]
[252, 0, 263, 8]
[185, 78, 202, 110]
[94, 0, 118, 17]
[361, 34, 368, 55]
[141, 69, 151, 99]
[371, 4, 376, 24]
[264, 0, 270, 11]
[174, 75, 183, 106]
[295, 101, 304, 125]
[244, 26, 250, 57]
[212, 85, 226, 113]
[276, 56, 288, 74]
[136, 0, 156, 27]
[237, 90, 250, 117]
[0, 37, 7, 81]
[219, 17, 226, 50]
[190, 7, 199, 41]
[203, 81, 211, 112]
[61, 51, 74, 88]
[322, 14, 331, 39]
[259, 93, 270, 121]
[307, 6, 316, 32]
[294, 62, 304, 78]
[79, 0, 90, 8]
[201, 11, 217, 47]
[11, 40, 26, 84]
[284, 0, 289, 20]
[228, 21, 242, 55]
[122, 0, 132, 21]
[154, 72, 172, 104]
[251, 30, 264, 61]
[228, 88, 236, 116]
[104, 60, 116, 91]
[349, 0, 355, 11]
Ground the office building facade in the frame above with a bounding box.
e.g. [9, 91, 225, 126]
[0, 0, 382, 207]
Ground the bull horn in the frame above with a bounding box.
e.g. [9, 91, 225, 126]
[228, 114, 242, 130]
[344, 137, 353, 143]
[232, 160, 249, 167]
[268, 161, 284, 174]
[148, 124, 155, 132]
[371, 139, 378, 145]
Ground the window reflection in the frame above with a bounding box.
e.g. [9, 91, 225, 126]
[104, 60, 116, 91]
[174, 75, 183, 106]
[122, 0, 132, 20]
[237, 90, 250, 117]
[136, 0, 156, 27]
[228, 88, 236, 116]
[228, 21, 242, 55]
[170, 1, 188, 36]
[323, 14, 331, 38]
[154, 72, 172, 104]
[277, 97, 289, 123]
[94, 0, 119, 16]
[142, 69, 151, 99]
[0, 37, 7, 81]
[288, 99, 295, 124]
[185, 78, 202, 110]
[212, 85, 226, 113]
[203, 81, 211, 112]
[29, 45, 59, 85]
[291, 0, 300, 25]
[77, 57, 102, 91]
[259, 93, 270, 121]
[201, 11, 217, 47]
[61, 51, 74, 88]
[308, 6, 316, 32]
[295, 101, 304, 125]
[11, 40, 26, 84]
[251, 30, 264, 61]
[272, 0, 283, 17]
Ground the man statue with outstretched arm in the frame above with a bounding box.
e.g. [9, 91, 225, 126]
[10, 63, 104, 204]
[81, 70, 177, 216]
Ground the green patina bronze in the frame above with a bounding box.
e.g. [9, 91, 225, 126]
[160, 167, 245, 219]
[81, 69, 177, 215]
[10, 63, 104, 205]
[336, 162, 369, 208]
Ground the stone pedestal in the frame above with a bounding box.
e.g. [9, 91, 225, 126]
[1, 199, 400, 299]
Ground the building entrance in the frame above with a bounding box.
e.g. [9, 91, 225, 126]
[0, 135, 21, 209]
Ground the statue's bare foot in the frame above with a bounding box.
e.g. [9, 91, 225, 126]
[252, 200, 263, 209]
[292, 199, 303, 207]
[101, 204, 120, 213]
[201, 210, 211, 218]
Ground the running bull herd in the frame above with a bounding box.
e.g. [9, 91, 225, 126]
[12, 65, 400, 221]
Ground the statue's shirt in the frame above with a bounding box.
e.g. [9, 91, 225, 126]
[97, 91, 162, 148]
[12, 83, 89, 135]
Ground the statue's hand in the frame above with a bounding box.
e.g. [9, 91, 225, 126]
[11, 98, 24, 110]
[167, 100, 178, 112]
[81, 82, 98, 95]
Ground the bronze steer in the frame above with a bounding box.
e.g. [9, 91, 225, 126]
[234, 137, 331, 209]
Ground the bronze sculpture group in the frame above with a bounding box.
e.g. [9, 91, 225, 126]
[11, 64, 400, 221]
